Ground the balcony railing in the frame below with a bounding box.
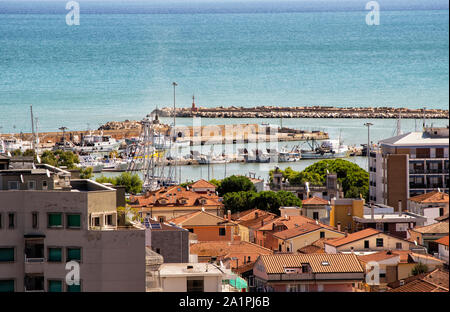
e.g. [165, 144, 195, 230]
[25, 257, 45, 263]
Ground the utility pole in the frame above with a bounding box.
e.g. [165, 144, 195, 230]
[172, 82, 178, 184]
[364, 122, 373, 209]
[59, 126, 68, 144]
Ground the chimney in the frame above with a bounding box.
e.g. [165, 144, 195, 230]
[398, 200, 402, 216]
[344, 230, 348, 237]
[227, 210, 231, 221]
[261, 219, 264, 227]
[337, 222, 341, 232]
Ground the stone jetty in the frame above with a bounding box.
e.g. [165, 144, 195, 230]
[153, 106, 448, 119]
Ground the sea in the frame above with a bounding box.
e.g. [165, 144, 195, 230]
[0, 0, 448, 181]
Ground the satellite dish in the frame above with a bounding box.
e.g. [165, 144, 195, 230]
[32, 163, 36, 169]
[7, 151, 11, 157]
[46, 169, 51, 178]
[201, 207, 205, 212]
[20, 174, 24, 183]
[414, 240, 418, 246]
[315, 220, 319, 225]
[36, 155, 41, 164]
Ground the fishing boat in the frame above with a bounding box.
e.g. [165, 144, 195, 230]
[1, 137, 33, 152]
[278, 146, 301, 162]
[300, 137, 349, 159]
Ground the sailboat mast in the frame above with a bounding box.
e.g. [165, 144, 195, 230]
[30, 105, 35, 150]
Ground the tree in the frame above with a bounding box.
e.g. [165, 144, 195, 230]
[40, 150, 79, 169]
[79, 167, 93, 179]
[115, 172, 143, 195]
[223, 190, 302, 215]
[23, 149, 36, 157]
[96, 173, 143, 195]
[412, 262, 428, 276]
[11, 149, 22, 156]
[217, 175, 256, 196]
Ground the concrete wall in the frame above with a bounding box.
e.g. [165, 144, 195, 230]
[327, 233, 415, 253]
[148, 229, 189, 263]
[387, 154, 409, 210]
[280, 229, 345, 252]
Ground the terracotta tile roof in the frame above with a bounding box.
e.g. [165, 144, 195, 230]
[409, 191, 449, 204]
[411, 222, 449, 234]
[168, 210, 236, 226]
[357, 251, 399, 263]
[325, 228, 381, 247]
[190, 241, 273, 268]
[238, 215, 279, 230]
[435, 213, 449, 222]
[302, 196, 329, 205]
[297, 245, 325, 254]
[422, 268, 449, 289]
[258, 253, 364, 274]
[273, 223, 323, 240]
[190, 179, 217, 189]
[258, 215, 336, 232]
[435, 235, 449, 246]
[388, 279, 448, 292]
[231, 209, 276, 221]
[129, 184, 223, 210]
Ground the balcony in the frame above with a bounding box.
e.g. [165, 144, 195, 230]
[24, 275, 44, 292]
[24, 237, 44, 274]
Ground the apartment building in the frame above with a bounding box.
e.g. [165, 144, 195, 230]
[0, 164, 146, 292]
[369, 127, 449, 209]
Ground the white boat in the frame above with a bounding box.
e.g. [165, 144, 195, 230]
[2, 137, 33, 152]
[74, 132, 121, 153]
[77, 155, 104, 173]
[278, 146, 301, 162]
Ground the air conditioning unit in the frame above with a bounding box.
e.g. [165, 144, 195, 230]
[399, 280, 405, 286]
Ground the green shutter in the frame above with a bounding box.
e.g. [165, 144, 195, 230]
[48, 248, 62, 262]
[0, 248, 14, 262]
[48, 280, 62, 292]
[67, 248, 81, 261]
[0, 280, 14, 292]
[48, 213, 62, 227]
[67, 284, 81, 292]
[67, 214, 81, 228]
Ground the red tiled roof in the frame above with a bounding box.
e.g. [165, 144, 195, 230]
[167, 210, 235, 226]
[409, 191, 449, 204]
[357, 251, 399, 263]
[273, 223, 323, 240]
[302, 196, 329, 205]
[435, 235, 449, 247]
[190, 179, 217, 189]
[258, 215, 335, 232]
[411, 222, 449, 234]
[297, 245, 325, 254]
[325, 228, 381, 247]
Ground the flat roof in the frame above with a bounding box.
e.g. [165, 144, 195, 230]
[159, 263, 224, 277]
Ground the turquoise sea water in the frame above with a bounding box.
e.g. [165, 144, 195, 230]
[0, 3, 448, 134]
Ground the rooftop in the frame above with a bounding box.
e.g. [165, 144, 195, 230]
[379, 130, 449, 147]
[435, 235, 449, 247]
[325, 228, 381, 247]
[258, 253, 364, 274]
[302, 196, 329, 205]
[409, 191, 449, 204]
[159, 263, 224, 277]
[168, 210, 236, 227]
[190, 179, 217, 189]
[410, 222, 449, 234]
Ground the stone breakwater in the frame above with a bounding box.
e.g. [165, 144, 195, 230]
[153, 106, 449, 119]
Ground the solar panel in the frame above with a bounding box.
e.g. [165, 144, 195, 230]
[150, 223, 161, 229]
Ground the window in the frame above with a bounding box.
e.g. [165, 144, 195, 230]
[93, 217, 100, 227]
[48, 280, 62, 292]
[32, 212, 38, 229]
[0, 280, 14, 292]
[67, 283, 81, 292]
[48, 248, 62, 262]
[156, 248, 161, 254]
[42, 180, 48, 190]
[187, 279, 204, 292]
[320, 231, 325, 239]
[219, 228, 226, 236]
[8, 213, 14, 229]
[8, 181, 19, 190]
[364, 240, 370, 249]
[67, 248, 81, 262]
[313, 212, 319, 220]
[188, 228, 194, 233]
[28, 180, 36, 190]
[158, 216, 165, 223]
[0, 248, 14, 262]
[396, 243, 402, 250]
[376, 238, 384, 247]
[379, 273, 386, 278]
[66, 214, 81, 229]
[106, 214, 114, 226]
[48, 213, 62, 228]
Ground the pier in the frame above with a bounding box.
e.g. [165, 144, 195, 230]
[153, 106, 449, 119]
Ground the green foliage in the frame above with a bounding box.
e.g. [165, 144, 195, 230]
[223, 190, 302, 215]
[269, 160, 369, 200]
[79, 167, 93, 179]
[117, 205, 142, 226]
[412, 262, 429, 276]
[217, 175, 256, 196]
[209, 179, 222, 188]
[40, 150, 79, 169]
[180, 181, 194, 188]
[11, 149, 23, 156]
[96, 172, 143, 195]
[23, 149, 36, 157]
